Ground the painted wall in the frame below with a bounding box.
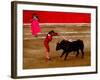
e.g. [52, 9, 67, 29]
[23, 10, 91, 23]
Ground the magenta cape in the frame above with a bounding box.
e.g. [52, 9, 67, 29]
[31, 19, 41, 36]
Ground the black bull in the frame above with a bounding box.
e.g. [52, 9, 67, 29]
[56, 39, 84, 60]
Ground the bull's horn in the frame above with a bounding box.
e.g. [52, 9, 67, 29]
[57, 40, 61, 43]
[57, 42, 59, 44]
[57, 41, 60, 44]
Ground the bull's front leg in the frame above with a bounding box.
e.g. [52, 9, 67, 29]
[81, 50, 84, 58]
[64, 53, 69, 60]
[60, 51, 65, 58]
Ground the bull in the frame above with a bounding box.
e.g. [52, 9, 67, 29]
[56, 39, 84, 60]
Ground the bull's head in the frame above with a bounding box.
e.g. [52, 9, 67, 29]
[56, 42, 61, 51]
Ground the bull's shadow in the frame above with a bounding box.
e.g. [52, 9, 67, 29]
[56, 39, 84, 60]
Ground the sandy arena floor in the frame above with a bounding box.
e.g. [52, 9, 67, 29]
[23, 24, 91, 69]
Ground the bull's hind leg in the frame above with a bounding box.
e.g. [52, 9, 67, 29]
[81, 50, 84, 58]
[76, 50, 79, 57]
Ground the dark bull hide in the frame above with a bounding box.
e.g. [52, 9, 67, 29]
[56, 39, 84, 60]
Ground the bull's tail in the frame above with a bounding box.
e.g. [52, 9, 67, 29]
[78, 39, 84, 58]
[80, 40, 84, 58]
[81, 40, 84, 51]
[77, 39, 84, 50]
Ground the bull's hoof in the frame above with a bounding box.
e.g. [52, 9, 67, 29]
[81, 56, 84, 59]
[76, 55, 79, 57]
[64, 59, 67, 61]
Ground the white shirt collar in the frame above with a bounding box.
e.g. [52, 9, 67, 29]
[48, 34, 51, 36]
